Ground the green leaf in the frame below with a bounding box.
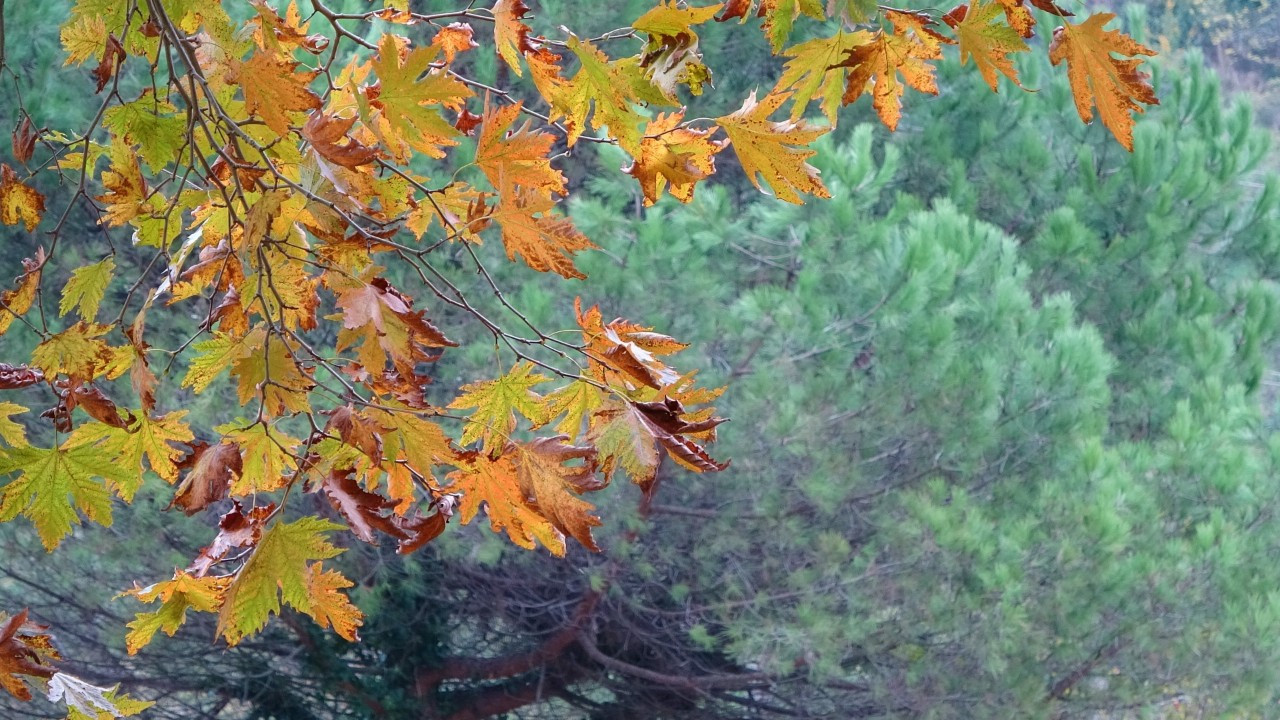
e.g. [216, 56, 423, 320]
[58, 257, 115, 321]
[102, 98, 187, 173]
[217, 516, 347, 645]
[0, 441, 131, 549]
[448, 362, 551, 453]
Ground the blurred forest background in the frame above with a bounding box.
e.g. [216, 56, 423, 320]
[3, 1, 1280, 718]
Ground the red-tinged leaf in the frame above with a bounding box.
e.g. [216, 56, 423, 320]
[317, 468, 405, 544]
[63, 382, 131, 429]
[393, 510, 447, 554]
[588, 397, 728, 492]
[303, 112, 379, 168]
[91, 34, 125, 93]
[325, 406, 386, 463]
[492, 0, 536, 74]
[188, 502, 274, 577]
[11, 118, 37, 165]
[0, 610, 59, 701]
[171, 441, 242, 515]
[0, 364, 44, 390]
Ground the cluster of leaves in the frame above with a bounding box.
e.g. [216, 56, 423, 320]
[0, 0, 1158, 713]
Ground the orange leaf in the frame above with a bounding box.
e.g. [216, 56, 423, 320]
[510, 436, 603, 552]
[302, 112, 379, 168]
[476, 101, 566, 196]
[170, 441, 242, 516]
[231, 50, 322, 135]
[491, 188, 596, 279]
[366, 34, 472, 161]
[492, 0, 536, 75]
[431, 22, 478, 63]
[836, 11, 947, 131]
[1048, 13, 1158, 151]
[447, 450, 566, 555]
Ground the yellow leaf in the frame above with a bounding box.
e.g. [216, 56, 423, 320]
[0, 403, 29, 448]
[448, 362, 551, 453]
[1049, 12, 1158, 151]
[30, 322, 114, 379]
[554, 37, 646, 155]
[59, 257, 115, 320]
[182, 330, 258, 393]
[367, 34, 472, 161]
[216, 420, 299, 494]
[69, 412, 194, 497]
[0, 165, 45, 232]
[492, 0, 534, 75]
[60, 13, 106, 66]
[217, 516, 348, 645]
[718, 91, 829, 204]
[773, 31, 872, 124]
[123, 572, 228, 654]
[0, 250, 42, 337]
[624, 111, 725, 206]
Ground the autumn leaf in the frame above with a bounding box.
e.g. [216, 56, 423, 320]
[366, 34, 472, 161]
[510, 436, 603, 551]
[553, 37, 646, 155]
[0, 403, 28, 448]
[69, 412, 194, 498]
[332, 272, 456, 376]
[588, 397, 727, 491]
[0, 251, 43, 337]
[475, 101, 566, 195]
[491, 187, 597, 279]
[625, 111, 725, 206]
[773, 31, 873, 124]
[1048, 12, 1158, 151]
[449, 361, 551, 452]
[0, 610, 58, 701]
[11, 117, 37, 166]
[0, 164, 44, 232]
[447, 450, 566, 554]
[575, 298, 687, 389]
[716, 0, 825, 53]
[632, 1, 722, 98]
[170, 441, 242, 515]
[182, 331, 257, 393]
[216, 421, 299, 495]
[30, 322, 114, 380]
[718, 91, 829, 204]
[59, 257, 115, 320]
[542, 380, 606, 440]
[317, 468, 403, 544]
[230, 330, 315, 417]
[0, 440, 131, 550]
[432, 22, 477, 63]
[301, 564, 363, 641]
[217, 516, 350, 645]
[123, 572, 229, 654]
[302, 111, 379, 168]
[230, 49, 322, 135]
[492, 0, 537, 75]
[836, 10, 948, 131]
[943, 1, 1029, 92]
